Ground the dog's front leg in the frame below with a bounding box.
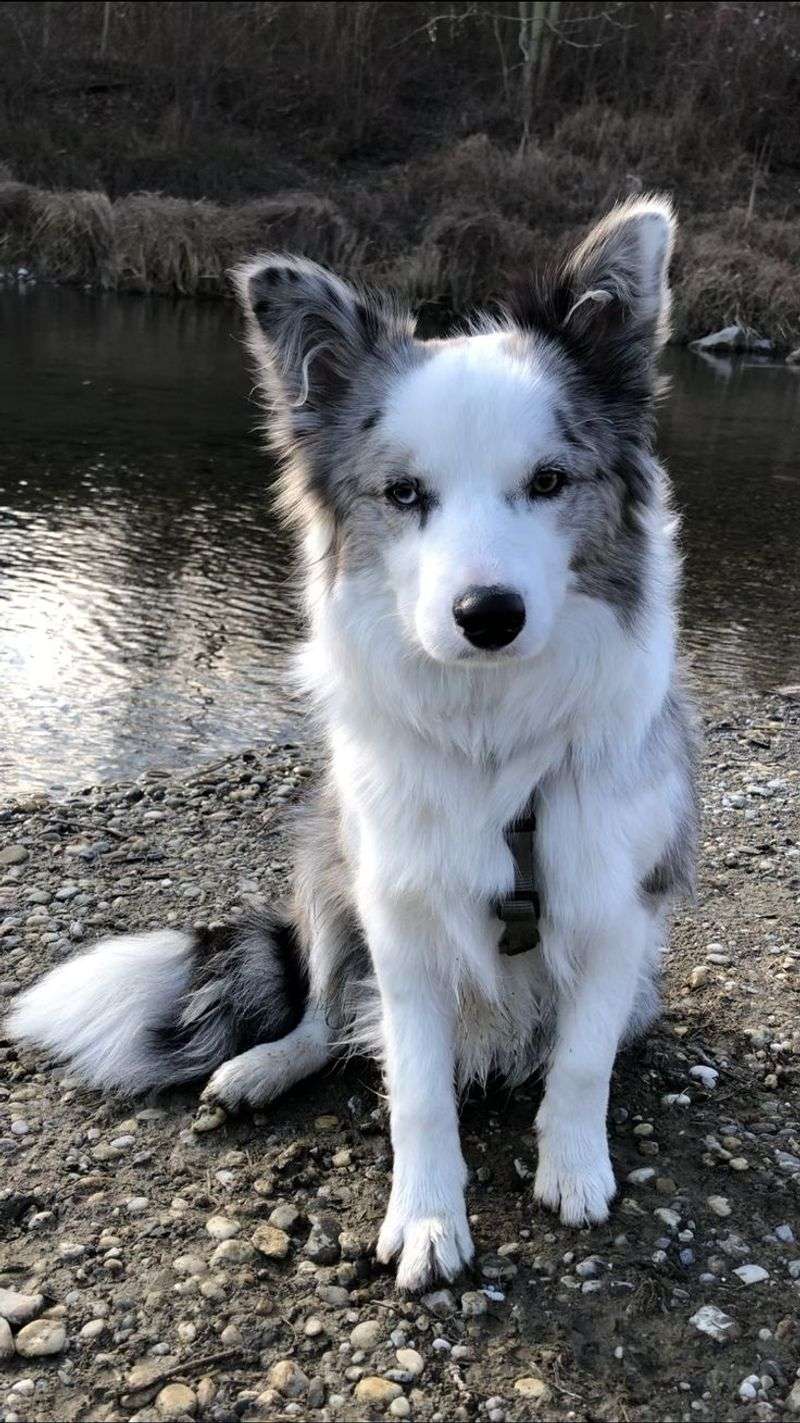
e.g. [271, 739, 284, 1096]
[359, 890, 473, 1290]
[534, 898, 650, 1226]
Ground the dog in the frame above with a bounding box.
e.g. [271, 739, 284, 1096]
[7, 196, 698, 1291]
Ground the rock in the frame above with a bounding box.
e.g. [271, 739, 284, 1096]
[155, 1383, 197, 1418]
[354, 1377, 403, 1406]
[192, 1106, 227, 1133]
[172, 1254, 208, 1277]
[0, 1287, 45, 1326]
[734, 1263, 769, 1285]
[389, 1399, 411, 1419]
[14, 1318, 67, 1356]
[210, 1238, 256, 1266]
[785, 1380, 800, 1414]
[269, 1203, 301, 1232]
[689, 1305, 739, 1344]
[0, 845, 29, 866]
[127, 1359, 180, 1394]
[396, 1348, 424, 1377]
[785, 348, 800, 367]
[690, 1065, 719, 1088]
[205, 1214, 240, 1240]
[304, 1216, 340, 1264]
[196, 1378, 217, 1410]
[350, 1319, 383, 1351]
[461, 1291, 488, 1317]
[691, 324, 772, 354]
[707, 1195, 732, 1217]
[252, 1223, 291, 1259]
[627, 1167, 656, 1184]
[0, 1316, 14, 1359]
[269, 1360, 310, 1398]
[80, 1319, 108, 1341]
[514, 1377, 552, 1406]
[689, 965, 710, 989]
[421, 1288, 456, 1316]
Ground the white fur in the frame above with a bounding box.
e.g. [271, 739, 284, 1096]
[201, 1006, 331, 1109]
[7, 931, 193, 1093]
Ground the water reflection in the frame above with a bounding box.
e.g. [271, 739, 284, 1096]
[1, 288, 798, 795]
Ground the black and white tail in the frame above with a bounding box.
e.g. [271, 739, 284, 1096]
[5, 909, 309, 1096]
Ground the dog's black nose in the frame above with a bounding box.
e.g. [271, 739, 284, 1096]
[453, 586, 526, 650]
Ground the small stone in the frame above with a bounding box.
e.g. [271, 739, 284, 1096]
[689, 1065, 719, 1088]
[269, 1203, 301, 1232]
[269, 1360, 310, 1398]
[196, 1378, 217, 1410]
[210, 1239, 256, 1266]
[252, 1223, 291, 1259]
[0, 845, 29, 866]
[350, 1320, 383, 1351]
[205, 1214, 240, 1240]
[775, 1224, 794, 1243]
[354, 1377, 403, 1406]
[689, 965, 709, 989]
[127, 1358, 179, 1393]
[0, 1317, 14, 1358]
[461, 1291, 488, 1317]
[219, 1322, 242, 1347]
[627, 1167, 656, 1185]
[155, 1383, 197, 1418]
[173, 1254, 208, 1277]
[80, 1319, 107, 1341]
[192, 1106, 227, 1133]
[707, 1195, 732, 1217]
[785, 1381, 800, 1415]
[389, 1399, 411, 1419]
[514, 1377, 552, 1406]
[729, 1157, 749, 1172]
[396, 1348, 424, 1377]
[305, 1216, 340, 1265]
[0, 1288, 44, 1326]
[314, 1114, 339, 1131]
[689, 1305, 739, 1344]
[14, 1319, 67, 1356]
[421, 1288, 456, 1316]
[734, 1263, 769, 1285]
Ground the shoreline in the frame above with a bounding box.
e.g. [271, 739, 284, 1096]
[1, 685, 799, 1419]
[3, 160, 799, 352]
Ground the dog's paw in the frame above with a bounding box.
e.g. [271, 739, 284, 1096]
[377, 1199, 474, 1292]
[201, 1045, 284, 1112]
[533, 1126, 616, 1227]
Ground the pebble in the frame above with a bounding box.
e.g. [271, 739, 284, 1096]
[514, 1377, 552, 1406]
[80, 1319, 107, 1341]
[205, 1214, 240, 1240]
[210, 1239, 256, 1266]
[389, 1399, 411, 1419]
[461, 1291, 488, 1317]
[689, 1305, 740, 1344]
[252, 1223, 291, 1259]
[354, 1377, 403, 1406]
[0, 1288, 44, 1326]
[0, 1316, 14, 1358]
[707, 1195, 732, 1217]
[14, 1318, 67, 1356]
[396, 1348, 424, 1377]
[627, 1166, 656, 1184]
[690, 1065, 719, 1088]
[786, 1381, 800, 1415]
[0, 845, 29, 865]
[350, 1320, 383, 1351]
[155, 1383, 197, 1418]
[734, 1263, 769, 1284]
[421, 1288, 456, 1316]
[269, 1360, 310, 1398]
[269, 1203, 301, 1232]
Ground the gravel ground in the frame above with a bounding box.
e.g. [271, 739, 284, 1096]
[0, 689, 798, 1423]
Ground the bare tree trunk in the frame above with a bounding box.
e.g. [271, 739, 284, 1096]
[536, 0, 560, 105]
[99, 1, 112, 59]
[517, 0, 547, 158]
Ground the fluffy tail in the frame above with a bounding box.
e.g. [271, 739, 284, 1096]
[4, 909, 308, 1095]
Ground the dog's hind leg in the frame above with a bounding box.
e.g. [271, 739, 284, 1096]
[200, 1003, 331, 1111]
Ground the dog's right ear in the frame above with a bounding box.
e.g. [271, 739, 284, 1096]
[233, 255, 414, 436]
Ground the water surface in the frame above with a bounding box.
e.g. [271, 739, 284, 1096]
[1, 289, 798, 796]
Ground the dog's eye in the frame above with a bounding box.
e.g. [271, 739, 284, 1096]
[386, 479, 421, 509]
[527, 467, 566, 499]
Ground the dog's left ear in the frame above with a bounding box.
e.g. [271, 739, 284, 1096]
[233, 254, 414, 434]
[560, 195, 675, 352]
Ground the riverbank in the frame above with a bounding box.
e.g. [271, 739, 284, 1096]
[3, 125, 800, 349]
[1, 687, 798, 1420]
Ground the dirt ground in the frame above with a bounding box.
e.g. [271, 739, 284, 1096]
[1, 688, 798, 1423]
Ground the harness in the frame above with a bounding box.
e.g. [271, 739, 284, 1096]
[496, 799, 541, 956]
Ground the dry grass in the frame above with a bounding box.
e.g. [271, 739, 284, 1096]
[2, 115, 798, 348]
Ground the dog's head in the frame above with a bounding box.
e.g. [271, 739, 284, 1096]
[234, 197, 674, 665]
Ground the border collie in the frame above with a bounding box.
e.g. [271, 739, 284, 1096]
[7, 197, 698, 1291]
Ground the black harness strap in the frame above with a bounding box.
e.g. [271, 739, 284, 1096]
[496, 799, 541, 956]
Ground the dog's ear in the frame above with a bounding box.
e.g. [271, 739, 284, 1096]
[233, 254, 413, 431]
[560, 195, 675, 351]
